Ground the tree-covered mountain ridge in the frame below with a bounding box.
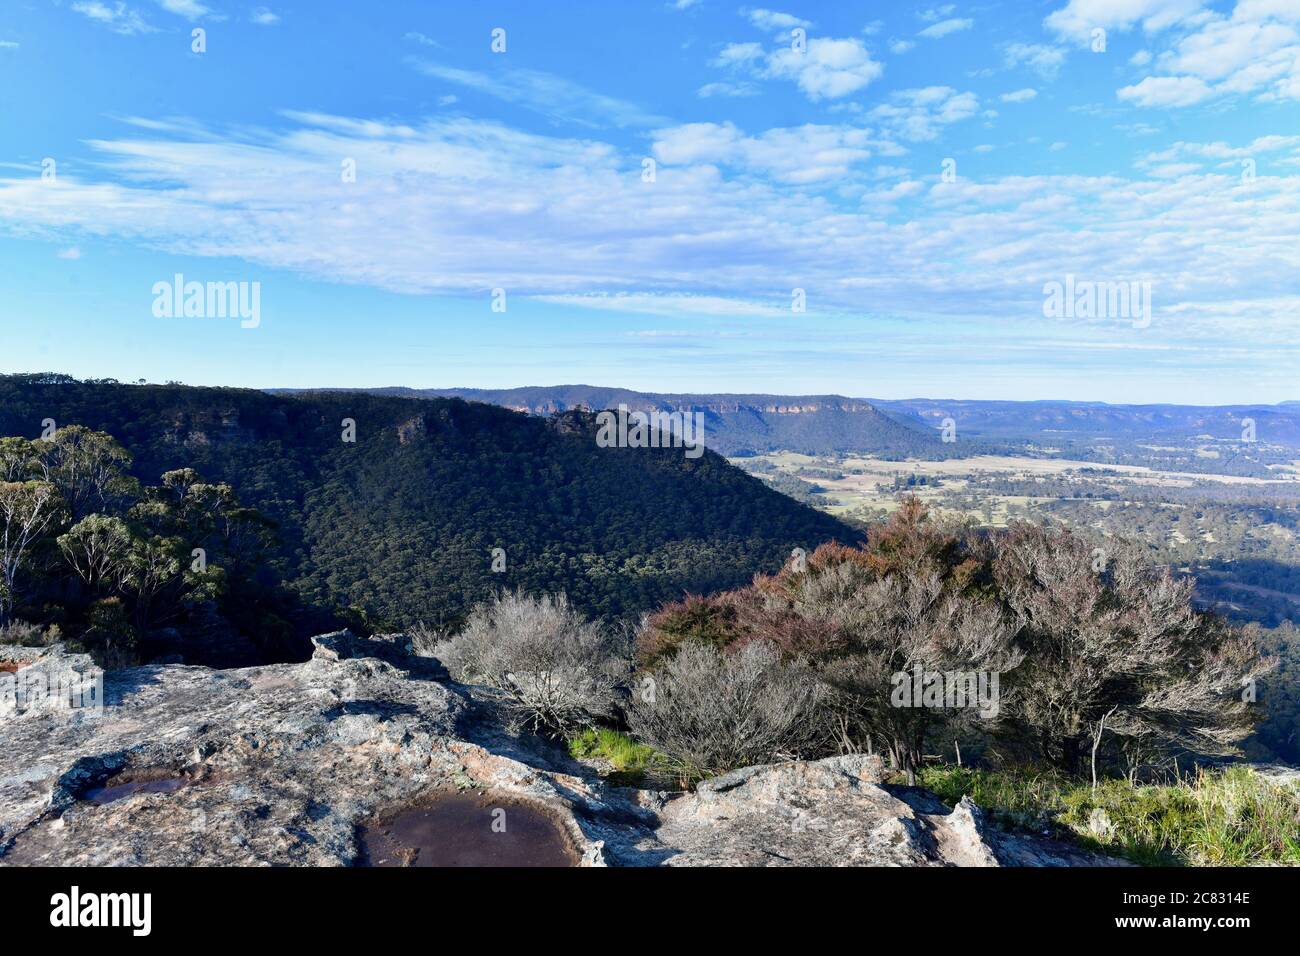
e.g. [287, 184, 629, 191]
[0, 374, 857, 653]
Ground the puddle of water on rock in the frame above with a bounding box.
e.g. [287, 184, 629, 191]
[83, 770, 192, 806]
[358, 792, 578, 867]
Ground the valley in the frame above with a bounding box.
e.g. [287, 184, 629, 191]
[733, 450, 1300, 626]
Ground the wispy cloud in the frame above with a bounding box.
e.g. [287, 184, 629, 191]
[2, 111, 1296, 351]
[697, 81, 760, 98]
[155, 0, 211, 19]
[869, 87, 980, 141]
[1004, 42, 1067, 79]
[918, 18, 974, 39]
[1045, 0, 1207, 44]
[1001, 87, 1038, 102]
[407, 58, 669, 128]
[541, 293, 788, 318]
[743, 8, 812, 32]
[652, 121, 890, 182]
[71, 2, 156, 35]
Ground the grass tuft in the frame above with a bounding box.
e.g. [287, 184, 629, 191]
[567, 727, 661, 786]
[914, 764, 1300, 866]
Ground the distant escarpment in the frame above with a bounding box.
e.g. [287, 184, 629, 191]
[286, 384, 952, 457]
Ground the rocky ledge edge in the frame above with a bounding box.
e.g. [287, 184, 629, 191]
[0, 635, 1124, 867]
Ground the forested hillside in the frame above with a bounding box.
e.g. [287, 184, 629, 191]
[0, 374, 855, 662]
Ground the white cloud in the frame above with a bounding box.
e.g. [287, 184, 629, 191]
[1003, 42, 1067, 79]
[710, 35, 883, 100]
[0, 40, 19, 48]
[918, 18, 973, 39]
[1045, 0, 1207, 44]
[862, 179, 925, 205]
[155, 0, 210, 18]
[1139, 134, 1300, 170]
[71, 2, 155, 35]
[1118, 74, 1214, 106]
[889, 38, 916, 54]
[57, 246, 82, 260]
[712, 42, 764, 66]
[1057, 0, 1300, 105]
[1148, 161, 1203, 177]
[918, 5, 958, 22]
[743, 8, 812, 32]
[251, 7, 280, 25]
[763, 37, 884, 99]
[869, 87, 980, 141]
[1001, 87, 1038, 102]
[652, 121, 882, 182]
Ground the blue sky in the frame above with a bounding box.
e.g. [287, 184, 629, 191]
[2, 0, 1299, 403]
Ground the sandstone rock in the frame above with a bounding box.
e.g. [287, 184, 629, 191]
[0, 637, 1126, 867]
[1088, 807, 1116, 842]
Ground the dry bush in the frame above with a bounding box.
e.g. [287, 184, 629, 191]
[408, 619, 451, 657]
[626, 640, 822, 784]
[433, 590, 628, 735]
[993, 522, 1273, 782]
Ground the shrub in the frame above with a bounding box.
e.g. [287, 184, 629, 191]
[408, 619, 451, 657]
[627, 640, 821, 785]
[0, 618, 62, 647]
[635, 594, 740, 668]
[993, 522, 1273, 780]
[433, 590, 628, 735]
[78, 596, 139, 668]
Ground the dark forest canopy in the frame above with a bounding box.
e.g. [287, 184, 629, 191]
[0, 373, 857, 662]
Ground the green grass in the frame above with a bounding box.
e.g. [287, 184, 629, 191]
[567, 728, 661, 787]
[914, 764, 1300, 866]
